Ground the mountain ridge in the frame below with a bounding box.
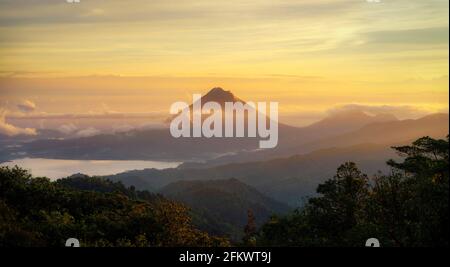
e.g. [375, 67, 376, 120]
[159, 177, 291, 240]
[5, 88, 448, 165]
[107, 141, 405, 206]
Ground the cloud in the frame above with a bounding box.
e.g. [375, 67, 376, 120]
[17, 100, 36, 113]
[58, 123, 78, 135]
[363, 27, 449, 45]
[0, 0, 365, 28]
[327, 104, 436, 119]
[74, 127, 101, 138]
[0, 109, 36, 136]
[6, 111, 166, 120]
[112, 124, 134, 133]
[0, 71, 58, 78]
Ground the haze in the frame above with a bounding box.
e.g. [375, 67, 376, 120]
[0, 0, 448, 133]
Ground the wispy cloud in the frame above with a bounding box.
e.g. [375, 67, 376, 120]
[17, 99, 36, 113]
[363, 27, 449, 45]
[327, 104, 438, 119]
[0, 108, 36, 136]
[0, 0, 447, 127]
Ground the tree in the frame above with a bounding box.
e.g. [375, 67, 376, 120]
[370, 135, 449, 246]
[306, 162, 369, 246]
[243, 209, 257, 246]
[256, 136, 449, 247]
[0, 166, 230, 247]
[387, 136, 449, 177]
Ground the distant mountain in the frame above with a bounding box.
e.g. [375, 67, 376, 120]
[296, 113, 449, 154]
[105, 112, 448, 207]
[11, 87, 286, 161]
[17, 127, 259, 161]
[164, 87, 243, 123]
[159, 178, 291, 240]
[6, 87, 448, 165]
[0, 128, 66, 142]
[0, 128, 66, 163]
[107, 142, 401, 206]
[195, 87, 243, 106]
[186, 113, 448, 167]
[304, 110, 398, 137]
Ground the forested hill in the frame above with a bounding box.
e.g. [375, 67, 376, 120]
[159, 178, 291, 240]
[0, 168, 229, 247]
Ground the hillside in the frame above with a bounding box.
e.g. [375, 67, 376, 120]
[108, 142, 400, 206]
[159, 178, 291, 240]
[0, 167, 228, 247]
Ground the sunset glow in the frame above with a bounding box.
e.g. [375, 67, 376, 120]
[0, 0, 448, 127]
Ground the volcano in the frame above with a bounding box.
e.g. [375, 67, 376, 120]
[16, 87, 447, 165]
[198, 87, 242, 105]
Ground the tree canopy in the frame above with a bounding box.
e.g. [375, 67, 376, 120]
[256, 136, 449, 247]
[0, 168, 229, 247]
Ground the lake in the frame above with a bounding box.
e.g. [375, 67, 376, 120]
[0, 157, 181, 180]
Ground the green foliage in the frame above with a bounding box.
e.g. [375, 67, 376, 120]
[0, 167, 229, 247]
[159, 178, 290, 242]
[371, 135, 449, 246]
[1, 135, 448, 247]
[257, 136, 449, 247]
[306, 162, 369, 245]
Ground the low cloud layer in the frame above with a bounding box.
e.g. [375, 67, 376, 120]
[16, 100, 36, 113]
[327, 104, 439, 119]
[0, 109, 37, 136]
[74, 127, 101, 138]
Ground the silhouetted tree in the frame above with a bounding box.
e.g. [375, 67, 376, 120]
[243, 209, 257, 246]
[257, 136, 449, 247]
[0, 166, 229, 247]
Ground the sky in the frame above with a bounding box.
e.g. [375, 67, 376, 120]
[0, 0, 448, 134]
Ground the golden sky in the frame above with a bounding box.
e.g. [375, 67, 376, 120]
[0, 0, 448, 127]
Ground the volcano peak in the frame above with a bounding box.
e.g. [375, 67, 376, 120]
[202, 87, 240, 103]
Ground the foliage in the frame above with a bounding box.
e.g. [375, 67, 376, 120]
[242, 209, 257, 246]
[1, 135, 448, 247]
[256, 136, 449, 247]
[0, 168, 229, 247]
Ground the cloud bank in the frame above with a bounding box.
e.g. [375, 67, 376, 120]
[327, 104, 439, 119]
[0, 109, 37, 136]
[17, 100, 36, 113]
